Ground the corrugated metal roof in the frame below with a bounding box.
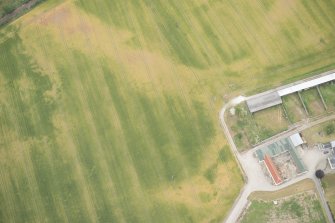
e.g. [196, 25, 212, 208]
[290, 133, 303, 147]
[277, 72, 335, 96]
[246, 70, 335, 113]
[287, 146, 307, 174]
[256, 137, 292, 161]
[246, 91, 282, 113]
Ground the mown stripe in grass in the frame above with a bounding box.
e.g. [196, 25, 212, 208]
[30, 147, 68, 223]
[164, 95, 212, 171]
[301, 0, 332, 31]
[260, 0, 275, 11]
[55, 61, 137, 222]
[309, 0, 335, 30]
[150, 1, 205, 68]
[0, 31, 55, 139]
[76, 0, 206, 68]
[101, 65, 168, 189]
[192, 6, 231, 63]
[0, 29, 21, 81]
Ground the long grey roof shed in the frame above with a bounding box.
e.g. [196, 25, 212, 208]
[246, 91, 282, 113]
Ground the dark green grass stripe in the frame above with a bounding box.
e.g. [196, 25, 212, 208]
[8, 174, 28, 222]
[192, 6, 231, 63]
[0, 32, 55, 139]
[301, 0, 332, 31]
[56, 63, 131, 222]
[312, 0, 335, 29]
[56, 52, 153, 221]
[30, 147, 67, 223]
[137, 94, 186, 182]
[101, 65, 163, 189]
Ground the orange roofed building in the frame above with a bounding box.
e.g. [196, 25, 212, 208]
[264, 154, 283, 185]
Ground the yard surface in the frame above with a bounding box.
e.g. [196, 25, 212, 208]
[1, 0, 335, 222]
[322, 173, 335, 216]
[240, 179, 326, 223]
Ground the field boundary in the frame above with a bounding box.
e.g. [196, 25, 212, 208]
[0, 0, 44, 27]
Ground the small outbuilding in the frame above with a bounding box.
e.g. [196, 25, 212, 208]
[246, 91, 282, 113]
[289, 133, 304, 147]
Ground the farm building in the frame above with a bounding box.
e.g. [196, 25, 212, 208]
[255, 134, 307, 185]
[246, 70, 335, 113]
[246, 91, 282, 113]
[289, 133, 304, 147]
[263, 154, 283, 185]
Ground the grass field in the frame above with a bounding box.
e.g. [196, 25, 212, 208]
[282, 93, 307, 123]
[240, 191, 326, 223]
[227, 103, 289, 150]
[301, 88, 326, 116]
[303, 120, 335, 146]
[322, 173, 335, 216]
[1, 0, 335, 222]
[241, 179, 326, 223]
[320, 83, 335, 111]
[253, 105, 289, 138]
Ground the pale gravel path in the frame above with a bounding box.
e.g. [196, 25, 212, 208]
[220, 96, 335, 223]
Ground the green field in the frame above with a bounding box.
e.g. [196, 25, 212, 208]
[282, 93, 307, 123]
[301, 88, 326, 116]
[253, 105, 289, 139]
[242, 180, 326, 223]
[1, 0, 335, 222]
[241, 191, 326, 223]
[322, 173, 335, 215]
[303, 120, 335, 145]
[320, 83, 335, 111]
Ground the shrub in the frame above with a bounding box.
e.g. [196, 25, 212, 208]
[325, 123, 335, 135]
[204, 164, 217, 184]
[3, 5, 16, 14]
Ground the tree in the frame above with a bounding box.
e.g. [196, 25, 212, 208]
[315, 169, 325, 179]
